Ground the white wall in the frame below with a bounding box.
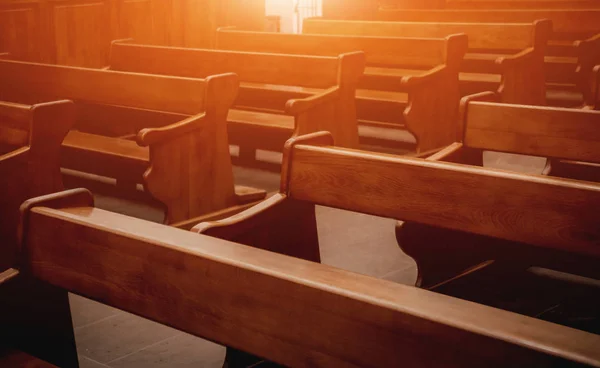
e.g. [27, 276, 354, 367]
[265, 0, 295, 33]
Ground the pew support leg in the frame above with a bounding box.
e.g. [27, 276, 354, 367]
[0, 276, 78, 368]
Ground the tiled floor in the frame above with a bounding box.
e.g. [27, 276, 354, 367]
[73, 166, 418, 368]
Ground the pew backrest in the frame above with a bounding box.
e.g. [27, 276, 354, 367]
[0, 60, 207, 115]
[372, 9, 599, 38]
[216, 28, 461, 70]
[108, 41, 358, 90]
[15, 189, 600, 367]
[280, 133, 600, 258]
[304, 18, 550, 51]
[446, 0, 600, 10]
[461, 101, 600, 163]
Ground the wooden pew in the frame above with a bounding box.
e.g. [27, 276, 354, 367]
[0, 59, 266, 226]
[0, 99, 78, 367]
[107, 41, 366, 164]
[369, 9, 600, 106]
[445, 0, 600, 9]
[394, 94, 600, 291]
[216, 27, 468, 152]
[303, 18, 551, 105]
[191, 132, 599, 336]
[1, 188, 598, 367]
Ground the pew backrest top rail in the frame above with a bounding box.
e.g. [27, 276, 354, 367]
[0, 59, 208, 115]
[462, 101, 600, 163]
[445, 0, 600, 10]
[281, 134, 600, 258]
[17, 192, 600, 367]
[303, 19, 548, 50]
[216, 28, 457, 69]
[371, 9, 600, 35]
[109, 42, 355, 90]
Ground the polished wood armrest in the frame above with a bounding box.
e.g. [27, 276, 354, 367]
[192, 193, 285, 236]
[136, 113, 206, 146]
[284, 86, 340, 115]
[496, 47, 535, 68]
[400, 64, 447, 89]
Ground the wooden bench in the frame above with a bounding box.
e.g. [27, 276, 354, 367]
[192, 132, 600, 343]
[304, 18, 551, 106]
[0, 99, 78, 367]
[0, 188, 597, 367]
[445, 0, 600, 9]
[394, 93, 600, 291]
[0, 59, 266, 226]
[107, 40, 365, 164]
[371, 9, 600, 106]
[216, 27, 468, 153]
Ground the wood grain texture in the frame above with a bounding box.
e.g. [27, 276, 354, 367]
[283, 144, 600, 258]
[463, 101, 600, 163]
[17, 203, 600, 367]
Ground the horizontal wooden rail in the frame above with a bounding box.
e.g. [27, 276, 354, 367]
[15, 192, 600, 367]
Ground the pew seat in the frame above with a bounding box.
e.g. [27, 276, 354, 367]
[61, 131, 265, 212]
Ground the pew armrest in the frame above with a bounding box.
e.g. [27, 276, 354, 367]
[400, 65, 447, 89]
[192, 194, 285, 236]
[136, 113, 206, 146]
[546, 159, 600, 182]
[496, 47, 536, 68]
[285, 86, 340, 115]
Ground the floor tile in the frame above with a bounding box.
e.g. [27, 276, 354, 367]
[317, 206, 414, 278]
[382, 265, 419, 286]
[69, 294, 122, 329]
[75, 311, 180, 364]
[109, 333, 225, 368]
[78, 355, 110, 368]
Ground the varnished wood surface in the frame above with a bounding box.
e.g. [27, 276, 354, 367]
[282, 143, 600, 258]
[0, 100, 78, 367]
[0, 59, 207, 115]
[462, 101, 600, 163]
[0, 59, 266, 224]
[374, 8, 600, 35]
[446, 0, 600, 9]
[109, 41, 365, 151]
[16, 198, 600, 367]
[215, 28, 467, 152]
[303, 18, 550, 105]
